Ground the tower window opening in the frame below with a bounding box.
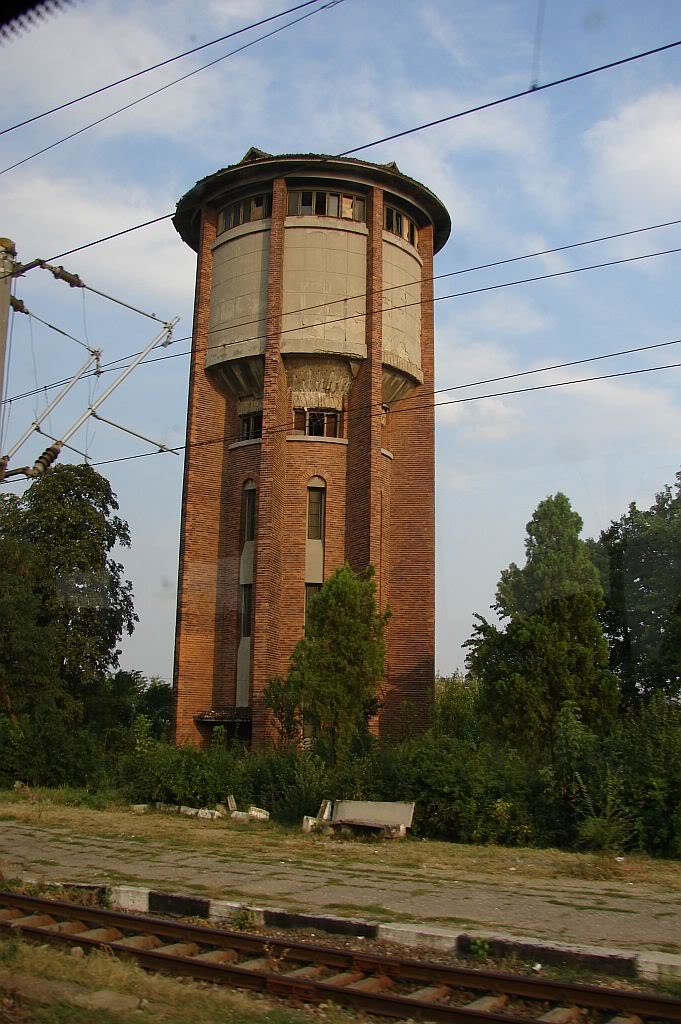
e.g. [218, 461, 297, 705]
[240, 584, 253, 637]
[239, 411, 262, 440]
[305, 582, 323, 631]
[287, 190, 366, 223]
[293, 408, 339, 438]
[218, 192, 272, 234]
[242, 483, 256, 542]
[307, 486, 325, 541]
[384, 203, 418, 247]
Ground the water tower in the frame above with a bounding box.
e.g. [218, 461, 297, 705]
[172, 148, 450, 747]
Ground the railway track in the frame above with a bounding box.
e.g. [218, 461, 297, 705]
[1, 890, 679, 1023]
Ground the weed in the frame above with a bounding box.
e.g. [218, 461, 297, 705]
[468, 937, 490, 961]
[231, 906, 257, 931]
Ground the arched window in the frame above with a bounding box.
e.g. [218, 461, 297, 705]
[307, 477, 326, 541]
[242, 479, 256, 542]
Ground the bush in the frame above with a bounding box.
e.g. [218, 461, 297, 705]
[0, 715, 110, 790]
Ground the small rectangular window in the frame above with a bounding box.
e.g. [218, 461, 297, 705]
[241, 584, 253, 637]
[315, 191, 327, 216]
[252, 195, 264, 220]
[239, 412, 262, 440]
[287, 191, 299, 216]
[402, 216, 410, 240]
[241, 198, 252, 224]
[325, 413, 338, 438]
[265, 194, 273, 217]
[327, 193, 339, 217]
[385, 207, 394, 232]
[293, 409, 306, 433]
[395, 211, 403, 236]
[353, 197, 366, 222]
[341, 195, 353, 219]
[230, 202, 241, 229]
[217, 209, 226, 234]
[308, 411, 325, 436]
[301, 190, 314, 215]
[409, 221, 416, 246]
[307, 488, 325, 540]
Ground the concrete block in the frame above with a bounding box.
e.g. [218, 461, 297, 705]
[227, 794, 237, 811]
[248, 805, 270, 821]
[110, 885, 149, 913]
[197, 808, 221, 820]
[208, 899, 243, 923]
[179, 805, 199, 817]
[302, 815, 320, 833]
[637, 951, 681, 980]
[377, 922, 460, 953]
[331, 800, 415, 828]
[318, 799, 333, 821]
[231, 810, 249, 822]
[131, 804, 148, 814]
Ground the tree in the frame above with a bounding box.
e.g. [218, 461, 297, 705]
[286, 564, 390, 764]
[590, 471, 681, 705]
[0, 537, 57, 722]
[466, 493, 617, 756]
[0, 464, 137, 720]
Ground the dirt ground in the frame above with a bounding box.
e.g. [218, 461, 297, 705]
[1, 795, 680, 955]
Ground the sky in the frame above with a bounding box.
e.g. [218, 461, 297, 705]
[1, 0, 681, 682]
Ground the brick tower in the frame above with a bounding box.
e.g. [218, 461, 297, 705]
[172, 148, 451, 747]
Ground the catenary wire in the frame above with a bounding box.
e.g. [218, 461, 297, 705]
[2, 37, 681, 277]
[0, 1, 345, 177]
[338, 37, 681, 156]
[3, 231, 681, 408]
[107, 243, 681, 360]
[79, 358, 681, 471]
[1, 0, 326, 136]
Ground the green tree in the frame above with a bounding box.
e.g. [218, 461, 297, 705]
[0, 464, 137, 720]
[466, 493, 617, 756]
[286, 564, 390, 765]
[590, 470, 681, 705]
[0, 537, 57, 721]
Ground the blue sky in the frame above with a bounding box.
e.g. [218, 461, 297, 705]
[2, 0, 681, 680]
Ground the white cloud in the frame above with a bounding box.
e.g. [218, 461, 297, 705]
[584, 87, 681, 222]
[3, 171, 195, 309]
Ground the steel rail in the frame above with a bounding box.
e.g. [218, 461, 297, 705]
[1, 891, 679, 1022]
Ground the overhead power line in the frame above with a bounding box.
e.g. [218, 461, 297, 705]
[338, 37, 681, 156]
[0, 0, 345, 177]
[1, 0, 325, 136]
[4, 226, 681, 408]
[132, 243, 681, 358]
[80, 357, 681, 472]
[3, 35, 681, 274]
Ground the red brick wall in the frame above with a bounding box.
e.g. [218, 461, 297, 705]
[345, 186, 383, 579]
[250, 177, 288, 747]
[383, 223, 436, 736]
[173, 205, 232, 746]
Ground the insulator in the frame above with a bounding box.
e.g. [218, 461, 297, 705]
[28, 444, 61, 476]
[9, 295, 27, 314]
[47, 264, 84, 288]
[0, 455, 8, 482]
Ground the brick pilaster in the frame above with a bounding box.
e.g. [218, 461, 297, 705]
[173, 206, 232, 746]
[383, 223, 436, 736]
[345, 186, 384, 586]
[250, 177, 288, 747]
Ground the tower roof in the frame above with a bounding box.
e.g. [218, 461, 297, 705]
[174, 149, 451, 254]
